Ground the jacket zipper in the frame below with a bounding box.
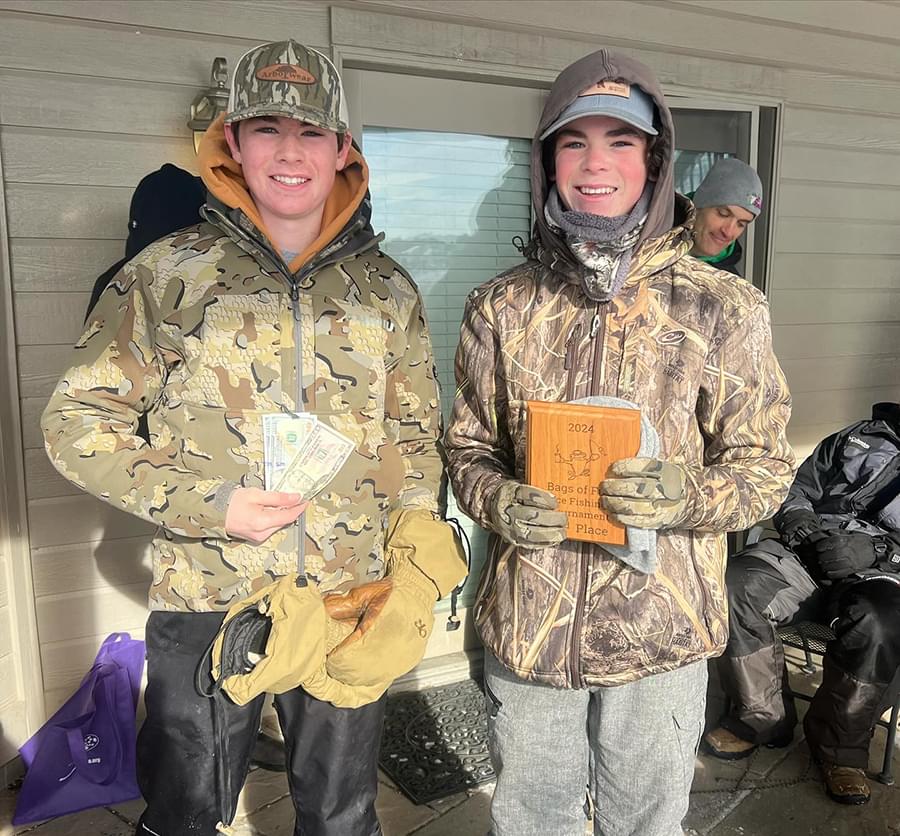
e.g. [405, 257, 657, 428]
[588, 304, 606, 397]
[567, 304, 606, 687]
[563, 322, 583, 401]
[287, 281, 309, 585]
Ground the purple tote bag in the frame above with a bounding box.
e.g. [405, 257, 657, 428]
[13, 632, 145, 825]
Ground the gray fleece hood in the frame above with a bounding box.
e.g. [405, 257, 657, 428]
[530, 49, 676, 261]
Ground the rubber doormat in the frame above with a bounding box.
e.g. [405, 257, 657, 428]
[379, 677, 495, 804]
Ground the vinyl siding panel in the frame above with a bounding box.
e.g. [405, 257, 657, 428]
[28, 496, 154, 551]
[345, 0, 900, 79]
[771, 290, 900, 326]
[772, 253, 899, 291]
[18, 345, 78, 398]
[0, 0, 330, 42]
[0, 0, 898, 726]
[7, 183, 131, 240]
[31, 537, 152, 598]
[670, 0, 900, 40]
[16, 293, 94, 348]
[781, 355, 900, 395]
[775, 323, 900, 360]
[781, 146, 900, 189]
[1, 128, 197, 187]
[10, 239, 123, 295]
[0, 69, 203, 137]
[774, 219, 900, 255]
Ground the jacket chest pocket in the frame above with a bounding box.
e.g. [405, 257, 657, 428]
[182, 292, 283, 409]
[311, 297, 390, 415]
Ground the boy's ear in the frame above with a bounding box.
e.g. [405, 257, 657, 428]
[224, 123, 242, 164]
[336, 131, 353, 171]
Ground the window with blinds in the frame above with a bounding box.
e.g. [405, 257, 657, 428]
[366, 126, 532, 607]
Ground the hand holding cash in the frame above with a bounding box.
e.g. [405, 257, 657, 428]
[225, 488, 307, 545]
[225, 415, 355, 545]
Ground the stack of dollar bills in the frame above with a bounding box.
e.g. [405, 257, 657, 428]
[262, 414, 354, 499]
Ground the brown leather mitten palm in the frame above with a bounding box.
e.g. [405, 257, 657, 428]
[321, 509, 467, 697]
[323, 558, 436, 690]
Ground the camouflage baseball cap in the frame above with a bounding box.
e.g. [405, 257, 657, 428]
[225, 40, 349, 133]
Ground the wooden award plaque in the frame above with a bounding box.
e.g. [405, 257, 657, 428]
[525, 401, 641, 546]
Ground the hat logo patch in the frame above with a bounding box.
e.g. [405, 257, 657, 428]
[749, 193, 763, 210]
[579, 80, 631, 98]
[256, 64, 316, 84]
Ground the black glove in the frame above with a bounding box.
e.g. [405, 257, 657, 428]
[813, 532, 876, 580]
[777, 508, 822, 548]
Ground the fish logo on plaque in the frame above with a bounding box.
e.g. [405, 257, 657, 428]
[525, 401, 641, 546]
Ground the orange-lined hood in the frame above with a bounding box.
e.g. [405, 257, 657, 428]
[196, 114, 369, 271]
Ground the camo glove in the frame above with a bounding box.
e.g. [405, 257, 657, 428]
[489, 480, 568, 549]
[600, 457, 690, 530]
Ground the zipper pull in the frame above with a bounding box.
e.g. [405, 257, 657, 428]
[589, 313, 602, 339]
[289, 283, 301, 323]
[564, 322, 583, 370]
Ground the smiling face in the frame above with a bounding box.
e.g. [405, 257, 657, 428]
[224, 115, 351, 252]
[552, 115, 650, 218]
[692, 204, 755, 257]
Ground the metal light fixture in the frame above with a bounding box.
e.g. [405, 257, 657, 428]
[188, 57, 229, 153]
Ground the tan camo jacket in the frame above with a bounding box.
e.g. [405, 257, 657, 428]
[42, 122, 443, 612]
[445, 50, 795, 688]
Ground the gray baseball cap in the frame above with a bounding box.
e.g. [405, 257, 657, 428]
[540, 79, 658, 140]
[225, 40, 349, 133]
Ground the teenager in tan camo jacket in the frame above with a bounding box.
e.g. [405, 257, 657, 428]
[42, 40, 465, 836]
[446, 49, 796, 836]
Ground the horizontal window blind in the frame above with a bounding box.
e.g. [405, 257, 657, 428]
[366, 126, 532, 608]
[674, 149, 730, 194]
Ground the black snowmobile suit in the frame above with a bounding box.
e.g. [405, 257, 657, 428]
[717, 402, 900, 768]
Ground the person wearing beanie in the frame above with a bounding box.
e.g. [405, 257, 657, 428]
[42, 39, 464, 835]
[446, 49, 794, 835]
[689, 157, 763, 276]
